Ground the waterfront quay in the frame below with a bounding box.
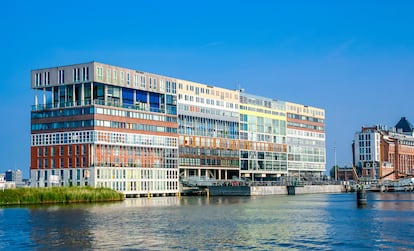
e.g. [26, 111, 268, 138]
[180, 180, 346, 197]
[180, 177, 414, 197]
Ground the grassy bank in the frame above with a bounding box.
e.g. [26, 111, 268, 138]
[0, 186, 124, 206]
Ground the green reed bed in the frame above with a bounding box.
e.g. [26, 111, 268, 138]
[0, 187, 124, 206]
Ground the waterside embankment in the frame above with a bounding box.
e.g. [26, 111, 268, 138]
[251, 185, 345, 196]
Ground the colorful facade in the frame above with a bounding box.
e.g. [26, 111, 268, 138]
[31, 62, 326, 195]
[239, 93, 288, 180]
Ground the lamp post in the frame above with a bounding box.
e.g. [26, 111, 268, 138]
[334, 146, 337, 181]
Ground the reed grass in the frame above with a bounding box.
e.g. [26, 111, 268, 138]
[0, 186, 124, 206]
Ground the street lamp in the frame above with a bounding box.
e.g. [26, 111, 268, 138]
[334, 146, 337, 181]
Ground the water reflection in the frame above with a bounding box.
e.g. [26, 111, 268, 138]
[370, 192, 414, 210]
[1, 193, 414, 250]
[30, 206, 95, 249]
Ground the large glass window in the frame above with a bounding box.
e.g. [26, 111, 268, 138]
[122, 88, 134, 105]
[136, 90, 147, 103]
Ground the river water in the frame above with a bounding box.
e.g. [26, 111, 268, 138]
[1, 192, 414, 250]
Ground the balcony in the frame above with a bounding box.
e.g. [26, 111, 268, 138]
[32, 99, 174, 115]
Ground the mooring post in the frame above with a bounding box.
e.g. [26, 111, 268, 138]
[356, 185, 367, 207]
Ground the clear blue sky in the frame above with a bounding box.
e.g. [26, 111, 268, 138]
[1, 0, 413, 178]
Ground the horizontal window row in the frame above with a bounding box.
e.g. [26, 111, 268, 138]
[179, 158, 239, 168]
[37, 145, 87, 157]
[240, 160, 287, 171]
[36, 157, 87, 169]
[240, 151, 287, 160]
[287, 154, 325, 163]
[288, 113, 324, 123]
[32, 120, 93, 130]
[178, 95, 238, 110]
[31, 120, 178, 134]
[31, 107, 94, 119]
[177, 104, 238, 119]
[97, 168, 178, 181]
[240, 95, 285, 111]
[287, 121, 324, 131]
[179, 147, 239, 158]
[95, 120, 177, 134]
[287, 128, 325, 139]
[240, 105, 286, 117]
[287, 105, 325, 118]
[95, 106, 177, 122]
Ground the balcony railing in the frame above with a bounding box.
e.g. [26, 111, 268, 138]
[32, 100, 174, 115]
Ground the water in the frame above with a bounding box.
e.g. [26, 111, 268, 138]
[1, 192, 414, 250]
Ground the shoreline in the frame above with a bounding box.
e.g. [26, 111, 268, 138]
[0, 186, 124, 206]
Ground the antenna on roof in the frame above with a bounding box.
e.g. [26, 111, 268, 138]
[236, 82, 244, 92]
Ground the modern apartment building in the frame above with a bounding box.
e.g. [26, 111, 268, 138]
[353, 117, 414, 180]
[31, 62, 326, 195]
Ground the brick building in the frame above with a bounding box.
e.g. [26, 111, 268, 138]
[353, 117, 414, 181]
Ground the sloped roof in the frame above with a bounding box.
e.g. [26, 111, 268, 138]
[395, 117, 414, 132]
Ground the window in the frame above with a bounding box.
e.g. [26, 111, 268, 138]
[35, 73, 40, 86]
[120, 71, 125, 83]
[134, 74, 139, 87]
[73, 68, 80, 82]
[106, 69, 111, 82]
[113, 70, 118, 83]
[127, 73, 130, 85]
[166, 81, 171, 93]
[38, 147, 42, 157]
[60, 146, 64, 156]
[44, 72, 50, 85]
[97, 67, 103, 80]
[58, 70, 65, 84]
[141, 76, 146, 88]
[172, 82, 176, 94]
[60, 158, 64, 168]
[68, 146, 72, 155]
[82, 67, 89, 81]
[159, 79, 164, 91]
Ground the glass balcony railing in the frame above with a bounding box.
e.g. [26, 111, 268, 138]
[32, 100, 177, 115]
